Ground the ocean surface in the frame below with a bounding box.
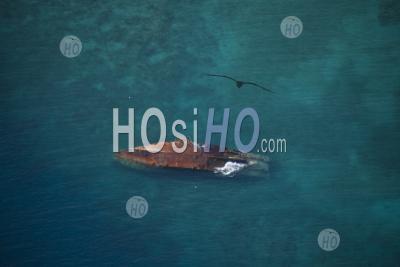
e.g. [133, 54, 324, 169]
[1, 0, 400, 266]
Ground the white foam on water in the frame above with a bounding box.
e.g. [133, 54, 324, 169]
[213, 161, 247, 177]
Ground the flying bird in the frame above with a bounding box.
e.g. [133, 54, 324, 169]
[205, 73, 273, 93]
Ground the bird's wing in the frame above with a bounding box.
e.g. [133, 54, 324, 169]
[205, 73, 237, 82]
[244, 82, 274, 93]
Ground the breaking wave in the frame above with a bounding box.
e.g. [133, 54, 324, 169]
[213, 161, 248, 177]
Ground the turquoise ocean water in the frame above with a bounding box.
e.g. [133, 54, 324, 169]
[1, 0, 400, 266]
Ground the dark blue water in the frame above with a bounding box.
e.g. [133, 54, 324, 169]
[1, 0, 400, 266]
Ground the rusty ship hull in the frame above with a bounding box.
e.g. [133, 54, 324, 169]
[115, 141, 268, 176]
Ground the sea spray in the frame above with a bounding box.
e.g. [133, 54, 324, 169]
[213, 161, 248, 177]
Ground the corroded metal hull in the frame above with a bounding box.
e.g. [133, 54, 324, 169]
[115, 141, 268, 176]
